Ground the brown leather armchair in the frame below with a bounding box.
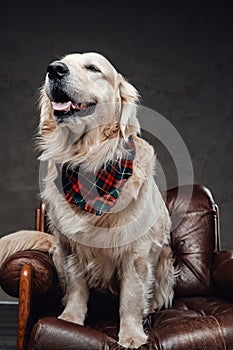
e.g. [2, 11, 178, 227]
[1, 185, 233, 350]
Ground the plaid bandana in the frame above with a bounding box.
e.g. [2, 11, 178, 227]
[59, 136, 135, 215]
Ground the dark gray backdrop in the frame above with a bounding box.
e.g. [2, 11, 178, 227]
[0, 2, 232, 248]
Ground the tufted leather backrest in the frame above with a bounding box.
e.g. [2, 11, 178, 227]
[166, 185, 219, 298]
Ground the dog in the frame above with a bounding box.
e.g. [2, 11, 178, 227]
[38, 52, 175, 348]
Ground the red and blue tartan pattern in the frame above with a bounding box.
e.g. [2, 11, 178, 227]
[61, 136, 135, 215]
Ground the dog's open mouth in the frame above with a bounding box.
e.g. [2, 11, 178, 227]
[51, 101, 97, 122]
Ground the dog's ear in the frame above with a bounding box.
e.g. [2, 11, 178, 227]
[118, 74, 140, 138]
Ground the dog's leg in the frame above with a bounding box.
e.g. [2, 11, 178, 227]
[51, 231, 89, 325]
[152, 246, 175, 310]
[52, 242, 68, 299]
[118, 255, 152, 348]
[58, 255, 89, 325]
[58, 279, 89, 325]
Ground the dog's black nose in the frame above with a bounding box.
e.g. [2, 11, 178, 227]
[47, 61, 69, 80]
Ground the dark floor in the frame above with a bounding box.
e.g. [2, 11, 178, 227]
[0, 304, 18, 350]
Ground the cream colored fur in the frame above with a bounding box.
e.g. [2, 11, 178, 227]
[0, 230, 56, 267]
[39, 52, 175, 348]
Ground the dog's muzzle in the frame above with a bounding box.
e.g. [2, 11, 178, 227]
[46, 61, 97, 123]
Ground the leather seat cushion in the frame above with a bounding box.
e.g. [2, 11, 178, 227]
[87, 297, 233, 349]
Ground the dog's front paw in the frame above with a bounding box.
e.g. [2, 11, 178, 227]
[58, 312, 84, 325]
[118, 332, 147, 348]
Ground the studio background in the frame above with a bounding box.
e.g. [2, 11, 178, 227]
[0, 3, 232, 258]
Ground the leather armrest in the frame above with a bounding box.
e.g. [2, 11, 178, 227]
[27, 317, 127, 350]
[212, 250, 233, 299]
[0, 250, 60, 298]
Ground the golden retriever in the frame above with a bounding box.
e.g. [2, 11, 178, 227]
[38, 52, 175, 348]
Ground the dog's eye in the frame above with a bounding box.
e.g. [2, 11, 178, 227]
[85, 65, 101, 73]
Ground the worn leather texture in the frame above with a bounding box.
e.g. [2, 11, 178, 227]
[1, 184, 232, 349]
[0, 250, 59, 297]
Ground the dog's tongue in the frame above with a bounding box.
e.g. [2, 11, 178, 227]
[51, 101, 72, 111]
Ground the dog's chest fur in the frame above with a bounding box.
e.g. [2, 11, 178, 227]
[55, 227, 156, 294]
[75, 245, 123, 293]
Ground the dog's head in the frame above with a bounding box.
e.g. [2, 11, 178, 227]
[40, 52, 140, 139]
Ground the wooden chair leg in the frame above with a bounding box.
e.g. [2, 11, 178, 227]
[17, 263, 33, 350]
[35, 201, 46, 232]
